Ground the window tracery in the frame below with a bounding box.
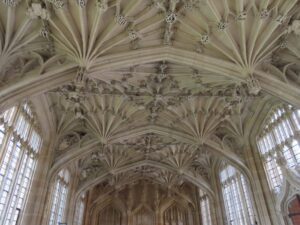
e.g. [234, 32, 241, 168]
[257, 105, 300, 192]
[220, 164, 256, 225]
[163, 203, 187, 225]
[0, 103, 42, 225]
[74, 193, 86, 225]
[48, 169, 70, 225]
[199, 190, 212, 225]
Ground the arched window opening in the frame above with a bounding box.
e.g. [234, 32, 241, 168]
[163, 203, 188, 225]
[199, 189, 212, 225]
[220, 164, 256, 225]
[74, 193, 86, 225]
[48, 169, 70, 225]
[0, 103, 42, 225]
[257, 106, 300, 192]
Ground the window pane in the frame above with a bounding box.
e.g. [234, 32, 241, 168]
[74, 194, 86, 225]
[220, 165, 256, 225]
[257, 105, 300, 192]
[199, 190, 212, 225]
[0, 104, 41, 225]
[48, 170, 70, 225]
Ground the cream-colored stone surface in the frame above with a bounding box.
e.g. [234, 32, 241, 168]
[0, 0, 299, 225]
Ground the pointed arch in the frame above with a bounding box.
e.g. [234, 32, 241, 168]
[0, 102, 43, 225]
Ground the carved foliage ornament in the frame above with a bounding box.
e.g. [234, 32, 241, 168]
[27, 3, 51, 20]
[46, 0, 65, 9]
[260, 9, 270, 19]
[96, 0, 108, 11]
[116, 15, 128, 26]
[77, 0, 86, 8]
[217, 20, 228, 31]
[58, 67, 88, 119]
[2, 0, 17, 7]
[288, 20, 300, 36]
[246, 74, 261, 95]
[166, 12, 177, 24]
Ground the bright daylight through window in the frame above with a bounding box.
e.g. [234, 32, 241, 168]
[0, 104, 42, 225]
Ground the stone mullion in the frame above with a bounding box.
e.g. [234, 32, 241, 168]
[237, 174, 251, 225]
[0, 105, 26, 223]
[10, 126, 35, 222]
[0, 126, 13, 169]
[61, 183, 69, 223]
[212, 165, 225, 225]
[0, 139, 27, 225]
[54, 180, 64, 225]
[0, 139, 18, 222]
[285, 141, 297, 167]
[231, 177, 243, 224]
[7, 148, 31, 223]
[0, 137, 20, 199]
[23, 142, 53, 225]
[285, 107, 299, 135]
[0, 105, 20, 165]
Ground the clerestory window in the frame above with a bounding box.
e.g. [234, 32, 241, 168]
[48, 169, 70, 225]
[74, 193, 86, 225]
[220, 164, 256, 225]
[257, 106, 300, 192]
[0, 103, 42, 225]
[199, 189, 212, 225]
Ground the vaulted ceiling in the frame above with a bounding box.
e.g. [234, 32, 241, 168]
[0, 0, 299, 195]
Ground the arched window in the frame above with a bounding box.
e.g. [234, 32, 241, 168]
[163, 203, 187, 225]
[48, 169, 70, 225]
[74, 193, 86, 225]
[220, 164, 256, 225]
[199, 189, 212, 225]
[0, 103, 42, 225]
[257, 105, 300, 192]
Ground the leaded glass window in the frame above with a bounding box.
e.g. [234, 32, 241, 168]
[74, 193, 86, 225]
[0, 104, 42, 225]
[257, 106, 300, 192]
[220, 164, 256, 225]
[48, 169, 70, 225]
[199, 189, 212, 225]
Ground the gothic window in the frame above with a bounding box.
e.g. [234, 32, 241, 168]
[48, 169, 70, 225]
[0, 103, 42, 225]
[257, 106, 300, 192]
[74, 193, 86, 225]
[163, 203, 187, 225]
[199, 190, 212, 225]
[220, 164, 256, 225]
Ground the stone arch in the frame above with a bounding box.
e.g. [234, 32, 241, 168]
[50, 125, 250, 186]
[132, 204, 155, 225]
[75, 160, 213, 199]
[160, 198, 193, 225]
[90, 198, 127, 225]
[2, 47, 299, 114]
